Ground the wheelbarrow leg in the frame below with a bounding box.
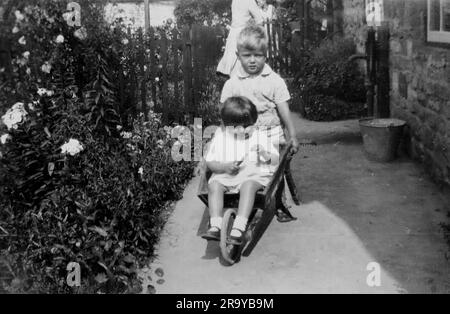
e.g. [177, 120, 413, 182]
[285, 161, 301, 205]
[242, 203, 276, 257]
[276, 179, 297, 223]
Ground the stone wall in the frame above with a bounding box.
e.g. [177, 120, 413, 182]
[342, 0, 450, 186]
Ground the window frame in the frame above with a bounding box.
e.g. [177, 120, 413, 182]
[427, 0, 450, 43]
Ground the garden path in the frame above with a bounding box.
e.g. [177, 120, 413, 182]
[144, 114, 450, 294]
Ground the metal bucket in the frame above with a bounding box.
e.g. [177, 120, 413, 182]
[359, 118, 406, 162]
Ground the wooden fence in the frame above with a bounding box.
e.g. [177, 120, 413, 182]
[125, 21, 295, 123]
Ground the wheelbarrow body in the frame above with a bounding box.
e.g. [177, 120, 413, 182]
[197, 142, 300, 264]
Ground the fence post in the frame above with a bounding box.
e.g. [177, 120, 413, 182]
[144, 0, 150, 32]
[148, 27, 157, 112]
[160, 30, 169, 123]
[376, 24, 390, 118]
[271, 22, 278, 71]
[172, 28, 181, 123]
[333, 0, 344, 36]
[296, 0, 305, 49]
[138, 28, 148, 119]
[366, 27, 376, 118]
[266, 22, 273, 68]
[326, 0, 334, 35]
[182, 26, 193, 122]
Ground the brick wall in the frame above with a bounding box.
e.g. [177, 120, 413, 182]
[342, 0, 450, 186]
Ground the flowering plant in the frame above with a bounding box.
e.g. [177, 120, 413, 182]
[0, 0, 195, 294]
[1, 102, 28, 130]
[60, 139, 84, 156]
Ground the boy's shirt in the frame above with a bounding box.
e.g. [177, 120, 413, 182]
[220, 64, 291, 128]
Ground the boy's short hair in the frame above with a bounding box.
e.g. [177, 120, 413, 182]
[237, 24, 268, 54]
[221, 96, 258, 127]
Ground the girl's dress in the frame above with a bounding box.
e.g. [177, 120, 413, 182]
[217, 0, 263, 77]
[205, 126, 279, 193]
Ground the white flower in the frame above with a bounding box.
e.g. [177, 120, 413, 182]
[74, 27, 87, 40]
[28, 102, 37, 111]
[1, 103, 28, 130]
[12, 102, 25, 111]
[163, 126, 172, 134]
[15, 10, 25, 22]
[26, 68, 31, 75]
[1, 134, 11, 145]
[41, 62, 52, 73]
[16, 57, 27, 66]
[12, 26, 19, 34]
[22, 51, 30, 59]
[121, 131, 132, 139]
[55, 35, 65, 44]
[157, 139, 164, 149]
[63, 12, 75, 24]
[37, 88, 54, 97]
[18, 36, 26, 45]
[37, 88, 47, 96]
[61, 139, 84, 156]
[138, 167, 144, 176]
[155, 77, 160, 82]
[122, 38, 129, 45]
[116, 125, 123, 131]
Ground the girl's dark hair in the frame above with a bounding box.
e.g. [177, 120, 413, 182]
[221, 96, 258, 127]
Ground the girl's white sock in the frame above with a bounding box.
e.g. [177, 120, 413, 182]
[210, 217, 222, 230]
[230, 216, 248, 237]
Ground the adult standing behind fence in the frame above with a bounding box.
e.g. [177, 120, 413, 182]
[216, 0, 263, 78]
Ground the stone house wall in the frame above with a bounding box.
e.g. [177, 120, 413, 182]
[342, 0, 450, 186]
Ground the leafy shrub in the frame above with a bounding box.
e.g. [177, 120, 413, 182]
[293, 37, 366, 121]
[0, 94, 194, 294]
[302, 94, 366, 122]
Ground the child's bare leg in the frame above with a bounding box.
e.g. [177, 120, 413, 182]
[237, 181, 264, 219]
[208, 181, 226, 230]
[230, 181, 263, 240]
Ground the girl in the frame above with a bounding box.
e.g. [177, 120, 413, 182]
[217, 0, 263, 78]
[202, 96, 279, 245]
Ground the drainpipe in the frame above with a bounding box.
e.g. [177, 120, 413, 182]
[349, 26, 376, 118]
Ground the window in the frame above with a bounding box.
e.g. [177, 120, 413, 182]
[427, 0, 450, 43]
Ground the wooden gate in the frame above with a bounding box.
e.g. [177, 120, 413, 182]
[127, 22, 294, 124]
[126, 24, 225, 124]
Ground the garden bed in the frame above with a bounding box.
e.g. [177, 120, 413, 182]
[0, 1, 197, 293]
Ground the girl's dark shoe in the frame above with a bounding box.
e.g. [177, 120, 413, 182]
[201, 227, 220, 241]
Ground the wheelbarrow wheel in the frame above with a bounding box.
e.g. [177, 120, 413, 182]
[220, 208, 240, 265]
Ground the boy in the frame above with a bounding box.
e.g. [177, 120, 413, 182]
[220, 24, 299, 154]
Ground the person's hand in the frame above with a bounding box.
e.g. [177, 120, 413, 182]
[252, 145, 271, 163]
[224, 161, 241, 175]
[290, 137, 299, 155]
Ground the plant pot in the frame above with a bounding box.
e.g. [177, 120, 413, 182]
[359, 118, 406, 162]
